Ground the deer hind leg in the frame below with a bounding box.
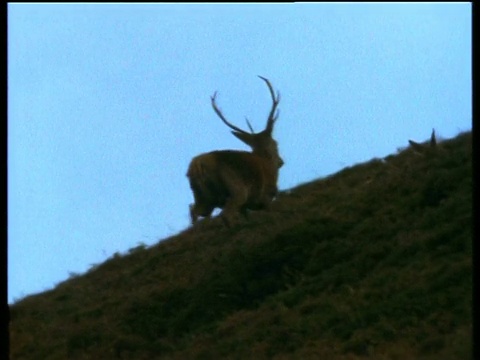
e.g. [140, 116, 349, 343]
[189, 178, 217, 224]
[189, 202, 215, 225]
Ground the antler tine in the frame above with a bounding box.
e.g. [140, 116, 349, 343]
[430, 128, 437, 147]
[258, 75, 280, 133]
[245, 117, 255, 133]
[211, 91, 249, 134]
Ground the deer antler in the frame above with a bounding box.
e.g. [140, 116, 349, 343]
[245, 117, 255, 133]
[430, 128, 436, 147]
[211, 77, 280, 136]
[258, 75, 280, 134]
[211, 91, 250, 135]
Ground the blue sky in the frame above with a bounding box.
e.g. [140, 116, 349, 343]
[8, 3, 471, 303]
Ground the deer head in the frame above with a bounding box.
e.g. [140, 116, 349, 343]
[210, 75, 284, 169]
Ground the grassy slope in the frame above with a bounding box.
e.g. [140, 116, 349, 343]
[10, 132, 472, 360]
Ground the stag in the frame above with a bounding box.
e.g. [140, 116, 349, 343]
[187, 76, 283, 226]
[408, 128, 437, 154]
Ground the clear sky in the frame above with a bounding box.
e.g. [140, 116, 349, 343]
[8, 3, 471, 303]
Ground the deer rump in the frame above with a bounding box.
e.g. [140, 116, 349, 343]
[187, 150, 278, 218]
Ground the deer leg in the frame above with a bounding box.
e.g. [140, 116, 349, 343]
[221, 198, 244, 226]
[257, 185, 277, 211]
[190, 203, 214, 225]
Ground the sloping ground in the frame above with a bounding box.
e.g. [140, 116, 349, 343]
[9, 132, 472, 360]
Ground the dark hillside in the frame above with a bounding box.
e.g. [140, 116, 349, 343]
[9, 131, 472, 359]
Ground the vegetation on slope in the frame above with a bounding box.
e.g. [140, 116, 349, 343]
[10, 132, 472, 359]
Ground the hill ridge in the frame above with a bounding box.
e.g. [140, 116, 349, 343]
[10, 131, 472, 359]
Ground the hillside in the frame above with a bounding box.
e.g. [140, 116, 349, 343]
[9, 131, 472, 360]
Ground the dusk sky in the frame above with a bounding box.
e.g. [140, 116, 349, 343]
[8, 3, 471, 303]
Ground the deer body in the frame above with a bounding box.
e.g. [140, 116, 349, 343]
[188, 150, 279, 221]
[187, 76, 283, 226]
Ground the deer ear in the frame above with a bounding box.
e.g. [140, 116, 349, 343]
[232, 131, 255, 147]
